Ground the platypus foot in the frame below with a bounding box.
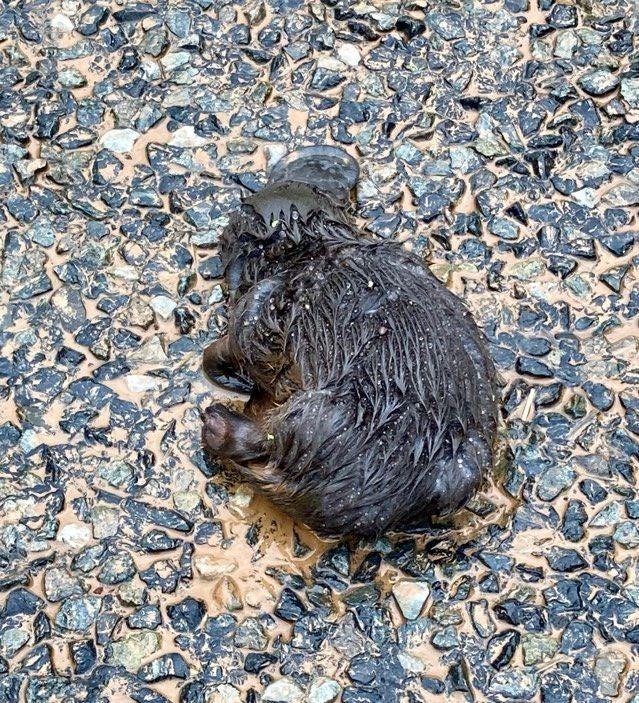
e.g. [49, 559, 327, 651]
[202, 403, 267, 462]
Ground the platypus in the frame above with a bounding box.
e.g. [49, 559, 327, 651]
[201, 146, 498, 538]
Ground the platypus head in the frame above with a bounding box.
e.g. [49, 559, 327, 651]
[219, 146, 360, 300]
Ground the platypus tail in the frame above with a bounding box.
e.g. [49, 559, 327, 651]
[268, 145, 359, 203]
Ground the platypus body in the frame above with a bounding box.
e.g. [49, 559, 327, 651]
[202, 146, 498, 538]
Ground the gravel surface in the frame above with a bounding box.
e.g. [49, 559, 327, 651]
[1, 1, 638, 702]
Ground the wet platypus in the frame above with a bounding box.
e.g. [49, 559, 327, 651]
[201, 146, 498, 538]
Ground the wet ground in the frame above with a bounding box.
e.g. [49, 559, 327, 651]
[1, 0, 639, 702]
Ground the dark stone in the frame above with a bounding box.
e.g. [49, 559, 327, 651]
[561, 500, 587, 542]
[140, 530, 183, 552]
[559, 621, 593, 654]
[138, 653, 189, 681]
[352, 553, 382, 583]
[167, 598, 206, 632]
[516, 357, 554, 378]
[494, 599, 547, 632]
[128, 605, 162, 630]
[578, 479, 607, 505]
[71, 640, 97, 674]
[123, 499, 193, 533]
[547, 4, 578, 28]
[546, 547, 588, 573]
[198, 256, 223, 280]
[395, 17, 426, 39]
[77, 5, 109, 35]
[274, 588, 307, 622]
[488, 630, 520, 670]
[244, 652, 277, 674]
[311, 68, 345, 90]
[112, 3, 155, 22]
[348, 654, 377, 684]
[2, 588, 44, 617]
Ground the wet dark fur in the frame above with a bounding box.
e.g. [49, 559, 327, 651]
[202, 182, 498, 538]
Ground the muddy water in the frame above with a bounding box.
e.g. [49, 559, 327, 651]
[2, 0, 639, 700]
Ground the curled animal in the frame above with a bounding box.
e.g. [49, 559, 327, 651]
[202, 145, 498, 538]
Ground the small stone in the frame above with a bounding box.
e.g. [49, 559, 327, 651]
[55, 596, 101, 632]
[150, 295, 177, 320]
[43, 567, 83, 602]
[130, 336, 169, 364]
[90, 505, 120, 538]
[77, 5, 108, 35]
[546, 547, 587, 572]
[264, 145, 288, 171]
[27, 219, 56, 247]
[470, 599, 496, 638]
[235, 617, 268, 650]
[397, 651, 426, 674]
[522, 634, 558, 665]
[547, 4, 577, 28]
[594, 650, 627, 697]
[308, 678, 341, 703]
[488, 630, 520, 670]
[161, 51, 191, 71]
[621, 77, 639, 108]
[58, 523, 92, 549]
[99, 552, 136, 584]
[228, 484, 254, 517]
[167, 597, 205, 632]
[537, 464, 576, 500]
[509, 259, 545, 281]
[516, 357, 553, 378]
[169, 126, 208, 148]
[613, 521, 639, 548]
[427, 11, 465, 40]
[58, 68, 86, 88]
[274, 588, 307, 622]
[311, 67, 345, 90]
[337, 44, 361, 66]
[173, 491, 201, 514]
[51, 286, 86, 332]
[128, 605, 162, 630]
[392, 580, 431, 620]
[71, 639, 97, 674]
[198, 256, 224, 280]
[262, 677, 305, 703]
[72, 544, 107, 574]
[213, 576, 243, 611]
[109, 631, 161, 671]
[589, 502, 622, 528]
[603, 184, 639, 207]
[206, 684, 243, 703]
[489, 669, 539, 699]
[124, 297, 155, 328]
[578, 70, 619, 96]
[2, 591, 41, 619]
[51, 13, 74, 32]
[99, 460, 134, 487]
[194, 554, 238, 579]
[126, 374, 161, 393]
[489, 218, 519, 240]
[118, 581, 146, 607]
[138, 652, 189, 681]
[432, 625, 459, 650]
[1, 628, 29, 657]
[100, 128, 140, 153]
